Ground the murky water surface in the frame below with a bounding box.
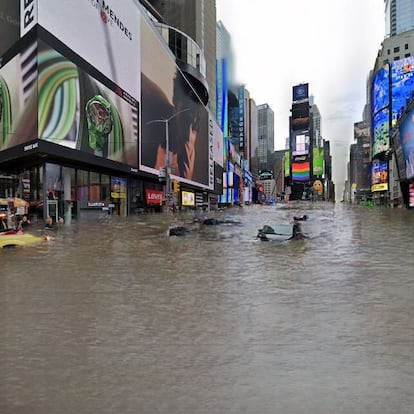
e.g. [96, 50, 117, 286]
[1, 203, 414, 413]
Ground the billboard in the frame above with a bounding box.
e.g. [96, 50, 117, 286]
[372, 107, 390, 157]
[284, 151, 290, 177]
[312, 147, 324, 176]
[398, 106, 414, 180]
[292, 155, 310, 182]
[210, 114, 224, 168]
[37, 41, 138, 166]
[238, 85, 245, 153]
[293, 83, 308, 102]
[140, 15, 211, 189]
[391, 56, 414, 125]
[372, 65, 390, 115]
[291, 129, 310, 156]
[371, 160, 388, 192]
[0, 40, 38, 151]
[291, 101, 309, 131]
[409, 182, 414, 208]
[216, 58, 228, 137]
[37, 0, 141, 101]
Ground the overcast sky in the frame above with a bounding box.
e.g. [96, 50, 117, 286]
[216, 0, 385, 194]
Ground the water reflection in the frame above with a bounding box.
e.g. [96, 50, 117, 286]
[1, 203, 414, 413]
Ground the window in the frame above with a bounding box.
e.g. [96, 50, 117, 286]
[394, 46, 400, 53]
[405, 44, 409, 50]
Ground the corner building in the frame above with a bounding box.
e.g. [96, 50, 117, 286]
[0, 1, 222, 221]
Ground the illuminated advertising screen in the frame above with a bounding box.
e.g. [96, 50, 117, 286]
[182, 191, 195, 206]
[292, 156, 310, 182]
[372, 107, 390, 157]
[35, 41, 138, 166]
[372, 65, 390, 115]
[409, 182, 414, 207]
[37, 0, 141, 101]
[293, 83, 308, 102]
[140, 15, 211, 189]
[398, 106, 414, 180]
[238, 86, 245, 152]
[291, 129, 310, 156]
[371, 160, 388, 192]
[0, 40, 38, 151]
[216, 58, 228, 137]
[391, 56, 414, 125]
[210, 114, 224, 168]
[291, 102, 309, 130]
[312, 147, 324, 176]
[284, 151, 290, 177]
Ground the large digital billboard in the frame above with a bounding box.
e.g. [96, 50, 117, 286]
[37, 0, 141, 101]
[398, 105, 414, 180]
[312, 147, 324, 176]
[291, 102, 309, 131]
[38, 41, 138, 167]
[372, 107, 390, 157]
[0, 36, 139, 168]
[372, 57, 414, 158]
[292, 155, 310, 182]
[291, 129, 310, 156]
[140, 15, 211, 189]
[372, 65, 390, 115]
[371, 160, 388, 192]
[0, 41, 38, 151]
[293, 83, 308, 102]
[391, 56, 414, 125]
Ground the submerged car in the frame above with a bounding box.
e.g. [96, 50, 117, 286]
[257, 221, 307, 242]
[0, 229, 48, 248]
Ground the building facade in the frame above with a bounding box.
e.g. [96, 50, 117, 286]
[0, 1, 223, 222]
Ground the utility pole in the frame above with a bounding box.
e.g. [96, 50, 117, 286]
[146, 108, 190, 211]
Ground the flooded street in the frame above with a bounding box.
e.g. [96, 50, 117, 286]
[1, 203, 414, 414]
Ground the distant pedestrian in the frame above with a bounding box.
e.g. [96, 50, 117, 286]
[45, 216, 53, 229]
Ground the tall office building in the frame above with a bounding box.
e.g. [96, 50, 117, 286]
[145, 0, 217, 114]
[257, 104, 274, 172]
[310, 103, 322, 148]
[385, 0, 414, 37]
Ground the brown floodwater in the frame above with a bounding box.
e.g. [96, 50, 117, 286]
[1, 202, 414, 414]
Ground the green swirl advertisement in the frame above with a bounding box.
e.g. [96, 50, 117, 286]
[37, 41, 138, 166]
[0, 39, 138, 168]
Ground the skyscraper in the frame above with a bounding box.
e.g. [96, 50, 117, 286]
[385, 0, 414, 37]
[257, 104, 274, 172]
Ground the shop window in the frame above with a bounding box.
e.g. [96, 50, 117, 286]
[89, 171, 100, 201]
[77, 169, 89, 201]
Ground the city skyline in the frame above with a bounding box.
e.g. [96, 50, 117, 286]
[216, 0, 385, 193]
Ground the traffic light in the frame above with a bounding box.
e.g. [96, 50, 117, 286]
[173, 180, 180, 193]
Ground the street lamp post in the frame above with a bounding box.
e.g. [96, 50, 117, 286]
[146, 108, 190, 212]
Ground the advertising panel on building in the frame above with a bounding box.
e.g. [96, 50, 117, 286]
[293, 83, 308, 102]
[37, 0, 141, 102]
[398, 105, 414, 180]
[372, 65, 390, 115]
[312, 147, 324, 176]
[291, 102, 309, 131]
[292, 155, 310, 182]
[140, 14, 212, 189]
[391, 56, 414, 126]
[291, 129, 310, 156]
[371, 160, 388, 192]
[372, 107, 390, 157]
